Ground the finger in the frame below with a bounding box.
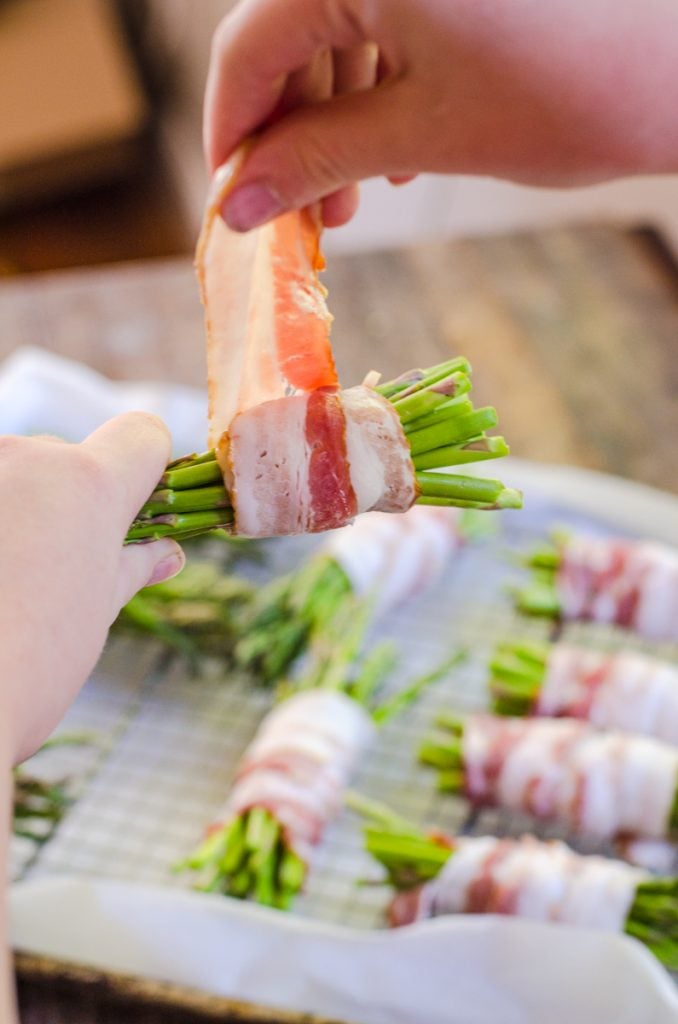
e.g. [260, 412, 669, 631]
[321, 184, 361, 228]
[204, 0, 370, 172]
[221, 80, 417, 232]
[82, 412, 171, 532]
[332, 42, 378, 95]
[319, 43, 377, 228]
[276, 47, 333, 117]
[112, 539, 185, 617]
[388, 174, 417, 185]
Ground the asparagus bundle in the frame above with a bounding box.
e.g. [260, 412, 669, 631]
[348, 794, 678, 970]
[419, 712, 678, 843]
[127, 359, 520, 545]
[182, 603, 460, 908]
[515, 531, 678, 642]
[13, 769, 69, 845]
[115, 561, 256, 666]
[489, 640, 678, 744]
[236, 503, 466, 684]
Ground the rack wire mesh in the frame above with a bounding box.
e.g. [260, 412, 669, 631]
[11, 494, 678, 935]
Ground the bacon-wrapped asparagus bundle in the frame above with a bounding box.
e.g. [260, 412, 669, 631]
[489, 640, 678, 744]
[182, 610, 459, 907]
[347, 794, 678, 969]
[127, 359, 519, 543]
[420, 713, 678, 843]
[127, 165, 519, 543]
[236, 503, 466, 683]
[515, 532, 678, 642]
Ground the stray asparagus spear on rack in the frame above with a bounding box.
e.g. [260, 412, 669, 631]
[127, 359, 521, 545]
[180, 598, 463, 909]
[515, 530, 678, 641]
[346, 793, 678, 970]
[488, 639, 678, 744]
[419, 712, 678, 844]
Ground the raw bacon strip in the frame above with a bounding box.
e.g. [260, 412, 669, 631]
[214, 690, 375, 864]
[225, 384, 416, 537]
[197, 157, 338, 436]
[325, 505, 464, 615]
[392, 835, 646, 933]
[421, 714, 678, 841]
[490, 642, 678, 745]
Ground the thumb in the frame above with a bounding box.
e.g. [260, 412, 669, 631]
[112, 539, 185, 617]
[220, 81, 415, 231]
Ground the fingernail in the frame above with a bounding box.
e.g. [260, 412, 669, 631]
[146, 546, 185, 587]
[222, 182, 284, 231]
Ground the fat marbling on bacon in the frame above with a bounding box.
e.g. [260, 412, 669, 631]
[538, 645, 678, 745]
[462, 714, 678, 841]
[211, 690, 375, 866]
[196, 158, 416, 537]
[557, 534, 678, 641]
[390, 834, 647, 932]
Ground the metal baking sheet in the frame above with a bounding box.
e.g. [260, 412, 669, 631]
[11, 470, 678, 935]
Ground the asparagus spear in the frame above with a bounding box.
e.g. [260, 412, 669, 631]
[127, 359, 520, 544]
[487, 639, 550, 716]
[347, 793, 678, 970]
[180, 598, 463, 907]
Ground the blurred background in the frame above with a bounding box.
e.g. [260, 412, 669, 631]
[3, 0, 678, 275]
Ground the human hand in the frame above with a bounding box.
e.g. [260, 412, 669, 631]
[205, 0, 678, 231]
[0, 414, 184, 764]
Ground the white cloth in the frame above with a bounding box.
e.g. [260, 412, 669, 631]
[0, 346, 207, 456]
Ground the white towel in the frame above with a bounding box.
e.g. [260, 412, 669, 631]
[0, 347, 207, 456]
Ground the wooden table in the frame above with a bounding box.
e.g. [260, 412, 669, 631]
[4, 222, 678, 1023]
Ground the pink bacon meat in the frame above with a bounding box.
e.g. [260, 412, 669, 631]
[462, 715, 678, 841]
[391, 834, 646, 932]
[557, 535, 678, 641]
[538, 645, 678, 745]
[196, 159, 416, 537]
[213, 690, 375, 865]
[325, 505, 464, 614]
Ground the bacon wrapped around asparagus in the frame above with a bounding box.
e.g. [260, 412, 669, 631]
[489, 640, 678, 745]
[420, 713, 678, 843]
[347, 795, 678, 969]
[516, 532, 678, 642]
[127, 166, 519, 543]
[182, 605, 459, 907]
[237, 503, 466, 683]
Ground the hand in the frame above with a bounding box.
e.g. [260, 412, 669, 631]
[0, 413, 184, 764]
[204, 0, 678, 232]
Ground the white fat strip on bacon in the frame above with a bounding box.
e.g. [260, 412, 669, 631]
[397, 835, 646, 932]
[463, 715, 678, 840]
[217, 690, 375, 864]
[225, 385, 416, 537]
[558, 535, 678, 641]
[538, 645, 678, 744]
[324, 505, 463, 614]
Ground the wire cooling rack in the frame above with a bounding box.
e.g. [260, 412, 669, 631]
[11, 493, 678, 932]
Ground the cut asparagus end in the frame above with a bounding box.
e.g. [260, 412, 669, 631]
[625, 877, 678, 970]
[488, 640, 549, 716]
[179, 808, 308, 908]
